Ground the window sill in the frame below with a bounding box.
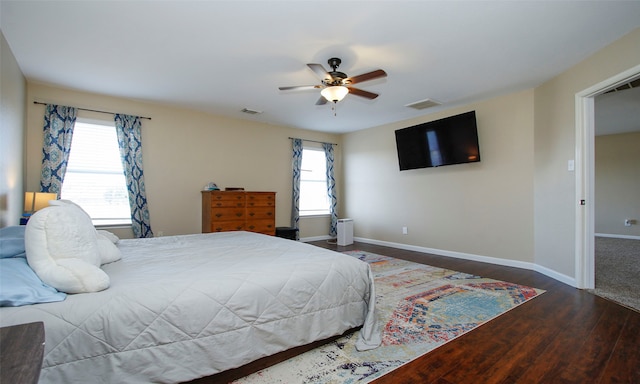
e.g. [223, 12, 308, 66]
[300, 214, 330, 219]
[94, 223, 132, 230]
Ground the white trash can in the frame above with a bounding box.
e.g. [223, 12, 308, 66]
[337, 218, 353, 246]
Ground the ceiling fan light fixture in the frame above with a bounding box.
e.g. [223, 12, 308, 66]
[321, 86, 349, 103]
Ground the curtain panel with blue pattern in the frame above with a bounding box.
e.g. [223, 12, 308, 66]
[40, 104, 77, 194]
[114, 114, 153, 238]
[323, 143, 338, 237]
[290, 139, 303, 238]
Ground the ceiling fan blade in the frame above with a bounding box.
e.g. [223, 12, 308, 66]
[315, 96, 328, 105]
[307, 63, 332, 82]
[345, 69, 387, 85]
[279, 85, 322, 91]
[348, 87, 379, 99]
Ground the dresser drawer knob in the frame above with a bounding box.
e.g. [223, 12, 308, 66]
[215, 213, 223, 218]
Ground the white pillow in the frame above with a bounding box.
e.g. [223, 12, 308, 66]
[97, 233, 121, 265]
[97, 230, 119, 244]
[25, 203, 110, 293]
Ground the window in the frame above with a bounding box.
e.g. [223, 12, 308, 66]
[299, 148, 330, 216]
[61, 119, 132, 226]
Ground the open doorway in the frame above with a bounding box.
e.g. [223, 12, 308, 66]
[591, 78, 640, 311]
[575, 64, 640, 291]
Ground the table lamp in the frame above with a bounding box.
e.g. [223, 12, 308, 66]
[21, 192, 58, 224]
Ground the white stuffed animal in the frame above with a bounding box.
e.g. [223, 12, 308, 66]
[25, 200, 116, 293]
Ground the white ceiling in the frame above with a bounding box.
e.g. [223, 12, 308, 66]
[1, 1, 640, 134]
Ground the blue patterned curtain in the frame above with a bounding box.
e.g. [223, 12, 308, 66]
[323, 143, 338, 237]
[291, 139, 303, 238]
[40, 104, 77, 194]
[114, 114, 153, 238]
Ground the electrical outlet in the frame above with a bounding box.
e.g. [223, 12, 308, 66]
[624, 219, 635, 227]
[402, 226, 408, 235]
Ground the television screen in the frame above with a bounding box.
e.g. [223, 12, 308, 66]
[395, 111, 480, 171]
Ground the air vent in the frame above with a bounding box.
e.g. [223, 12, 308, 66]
[405, 98, 442, 110]
[603, 78, 640, 94]
[241, 108, 262, 115]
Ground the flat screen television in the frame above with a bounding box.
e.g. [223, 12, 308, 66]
[395, 111, 480, 171]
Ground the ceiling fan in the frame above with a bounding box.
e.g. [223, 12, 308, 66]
[279, 57, 387, 105]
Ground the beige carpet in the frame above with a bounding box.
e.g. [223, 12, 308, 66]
[590, 237, 640, 312]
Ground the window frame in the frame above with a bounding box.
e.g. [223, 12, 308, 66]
[299, 147, 330, 217]
[60, 117, 132, 227]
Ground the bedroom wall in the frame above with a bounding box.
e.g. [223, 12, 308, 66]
[534, 27, 640, 280]
[24, 82, 341, 239]
[342, 89, 535, 265]
[342, 27, 640, 282]
[0, 31, 26, 227]
[594, 132, 640, 238]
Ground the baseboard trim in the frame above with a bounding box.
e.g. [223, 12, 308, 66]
[595, 233, 640, 240]
[533, 264, 576, 287]
[354, 237, 534, 270]
[354, 236, 577, 287]
[300, 235, 333, 243]
[301, 235, 577, 287]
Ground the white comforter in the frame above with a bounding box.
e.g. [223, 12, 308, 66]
[0, 232, 380, 383]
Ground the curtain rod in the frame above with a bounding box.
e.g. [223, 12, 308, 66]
[288, 137, 337, 146]
[33, 101, 151, 120]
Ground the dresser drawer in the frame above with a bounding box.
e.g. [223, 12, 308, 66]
[210, 221, 245, 232]
[246, 207, 275, 220]
[210, 195, 245, 208]
[246, 193, 275, 207]
[211, 207, 245, 221]
[245, 220, 275, 235]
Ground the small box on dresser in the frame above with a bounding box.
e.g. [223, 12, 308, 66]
[202, 191, 276, 235]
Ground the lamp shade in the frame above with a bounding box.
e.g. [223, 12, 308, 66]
[24, 192, 57, 213]
[321, 86, 349, 103]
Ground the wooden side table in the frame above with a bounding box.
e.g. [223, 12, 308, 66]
[0, 322, 45, 384]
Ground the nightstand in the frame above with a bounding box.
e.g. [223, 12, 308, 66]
[0, 322, 45, 384]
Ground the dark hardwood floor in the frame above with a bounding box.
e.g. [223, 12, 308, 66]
[308, 240, 640, 384]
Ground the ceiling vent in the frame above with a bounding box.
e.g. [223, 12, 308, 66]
[241, 108, 262, 115]
[405, 98, 442, 110]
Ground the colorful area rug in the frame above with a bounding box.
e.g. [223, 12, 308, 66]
[234, 250, 544, 383]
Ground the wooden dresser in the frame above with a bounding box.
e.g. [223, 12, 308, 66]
[202, 191, 276, 235]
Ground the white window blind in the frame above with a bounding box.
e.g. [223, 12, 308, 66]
[61, 120, 132, 226]
[299, 148, 330, 216]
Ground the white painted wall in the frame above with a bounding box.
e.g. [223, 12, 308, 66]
[0, 31, 26, 227]
[342, 89, 535, 264]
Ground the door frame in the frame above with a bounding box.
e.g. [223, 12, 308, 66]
[574, 64, 640, 289]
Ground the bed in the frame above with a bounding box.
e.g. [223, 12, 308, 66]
[0, 214, 380, 383]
